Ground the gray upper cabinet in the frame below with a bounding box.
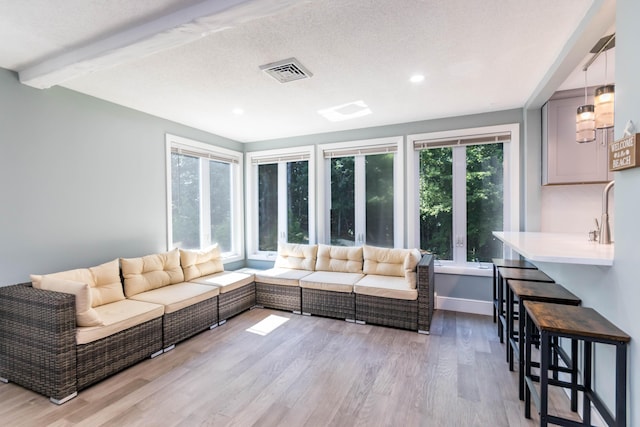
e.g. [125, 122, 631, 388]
[542, 94, 613, 185]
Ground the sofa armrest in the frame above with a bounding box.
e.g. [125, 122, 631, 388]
[416, 254, 435, 333]
[0, 283, 78, 402]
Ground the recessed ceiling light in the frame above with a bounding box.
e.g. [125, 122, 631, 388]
[318, 100, 372, 122]
[232, 108, 244, 115]
[410, 74, 425, 83]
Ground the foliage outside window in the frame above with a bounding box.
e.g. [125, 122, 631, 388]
[419, 143, 504, 263]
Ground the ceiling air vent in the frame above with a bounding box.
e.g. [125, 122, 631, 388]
[260, 58, 313, 83]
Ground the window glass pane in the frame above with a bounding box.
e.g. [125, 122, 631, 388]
[258, 163, 278, 251]
[365, 154, 394, 247]
[466, 143, 504, 262]
[330, 157, 355, 246]
[287, 161, 309, 244]
[209, 160, 231, 252]
[419, 148, 453, 260]
[171, 153, 200, 249]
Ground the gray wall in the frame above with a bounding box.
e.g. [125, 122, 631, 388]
[0, 68, 242, 285]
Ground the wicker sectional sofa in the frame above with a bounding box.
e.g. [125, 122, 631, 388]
[0, 243, 434, 405]
[0, 246, 254, 404]
[255, 243, 435, 333]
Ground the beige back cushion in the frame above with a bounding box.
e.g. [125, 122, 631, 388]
[30, 259, 124, 307]
[121, 249, 184, 297]
[180, 245, 224, 281]
[274, 243, 318, 271]
[315, 244, 363, 273]
[31, 276, 104, 326]
[363, 245, 407, 277]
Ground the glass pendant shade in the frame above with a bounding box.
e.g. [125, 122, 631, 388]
[594, 84, 615, 129]
[576, 104, 596, 143]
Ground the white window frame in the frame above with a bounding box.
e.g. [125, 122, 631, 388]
[317, 136, 404, 248]
[246, 146, 316, 260]
[165, 134, 244, 263]
[407, 124, 520, 276]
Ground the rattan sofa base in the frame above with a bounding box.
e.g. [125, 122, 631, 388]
[0, 283, 165, 403]
[77, 317, 163, 390]
[355, 294, 418, 331]
[219, 283, 256, 322]
[255, 282, 301, 312]
[163, 296, 218, 349]
[301, 288, 355, 320]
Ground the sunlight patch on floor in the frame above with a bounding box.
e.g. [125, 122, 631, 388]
[246, 314, 290, 336]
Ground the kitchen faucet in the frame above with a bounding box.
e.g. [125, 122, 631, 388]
[598, 180, 614, 244]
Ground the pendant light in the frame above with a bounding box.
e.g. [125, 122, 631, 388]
[594, 48, 615, 129]
[576, 70, 596, 143]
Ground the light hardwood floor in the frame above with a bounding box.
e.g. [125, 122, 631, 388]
[0, 309, 579, 426]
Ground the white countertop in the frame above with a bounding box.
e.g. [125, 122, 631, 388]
[493, 231, 614, 266]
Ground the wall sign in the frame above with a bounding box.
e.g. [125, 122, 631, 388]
[609, 133, 640, 171]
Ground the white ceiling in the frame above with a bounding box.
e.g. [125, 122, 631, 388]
[0, 0, 615, 142]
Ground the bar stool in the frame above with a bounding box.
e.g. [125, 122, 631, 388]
[524, 301, 631, 427]
[498, 267, 554, 355]
[507, 280, 580, 401]
[492, 259, 537, 342]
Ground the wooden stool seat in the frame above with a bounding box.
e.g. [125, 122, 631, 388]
[524, 301, 630, 426]
[507, 281, 580, 400]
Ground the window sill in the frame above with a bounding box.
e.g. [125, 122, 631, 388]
[434, 263, 493, 277]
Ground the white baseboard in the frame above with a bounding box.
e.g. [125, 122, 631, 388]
[435, 296, 492, 316]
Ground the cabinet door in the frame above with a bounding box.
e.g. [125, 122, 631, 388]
[543, 96, 611, 185]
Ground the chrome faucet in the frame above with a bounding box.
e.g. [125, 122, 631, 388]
[598, 180, 614, 244]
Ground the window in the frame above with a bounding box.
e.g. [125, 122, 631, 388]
[408, 124, 520, 272]
[246, 147, 315, 259]
[319, 137, 404, 248]
[166, 135, 243, 261]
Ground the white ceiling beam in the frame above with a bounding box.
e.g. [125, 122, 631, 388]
[19, 0, 304, 89]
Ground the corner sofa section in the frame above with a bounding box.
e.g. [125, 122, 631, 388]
[0, 246, 254, 404]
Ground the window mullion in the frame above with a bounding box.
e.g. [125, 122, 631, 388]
[452, 147, 467, 263]
[354, 156, 366, 245]
[278, 163, 288, 243]
[200, 159, 211, 247]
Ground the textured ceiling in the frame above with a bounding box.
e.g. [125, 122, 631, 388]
[0, 0, 614, 142]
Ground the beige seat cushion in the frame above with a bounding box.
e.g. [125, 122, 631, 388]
[255, 268, 313, 287]
[354, 275, 418, 301]
[180, 245, 224, 281]
[32, 276, 104, 327]
[76, 299, 164, 345]
[30, 259, 124, 307]
[121, 249, 184, 297]
[128, 282, 219, 314]
[189, 271, 254, 293]
[315, 244, 363, 273]
[299, 271, 363, 293]
[274, 243, 318, 271]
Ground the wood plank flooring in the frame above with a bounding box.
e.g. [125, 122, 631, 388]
[0, 309, 579, 426]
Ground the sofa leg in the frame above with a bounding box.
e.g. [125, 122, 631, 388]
[163, 344, 176, 353]
[251, 305, 263, 310]
[355, 320, 366, 325]
[302, 312, 311, 316]
[50, 392, 77, 405]
[217, 319, 227, 326]
[150, 349, 164, 358]
[293, 310, 301, 315]
[345, 318, 355, 323]
[209, 323, 219, 330]
[0, 377, 8, 384]
[418, 330, 430, 335]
